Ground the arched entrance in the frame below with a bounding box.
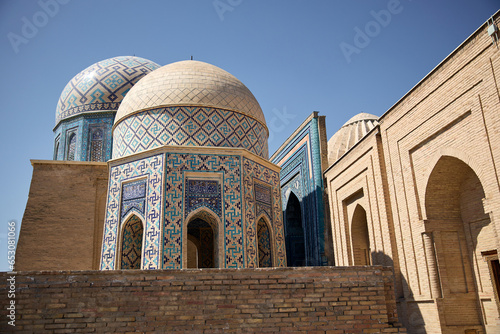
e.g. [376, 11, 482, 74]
[186, 213, 219, 269]
[119, 215, 144, 269]
[285, 192, 306, 267]
[424, 156, 498, 333]
[257, 217, 273, 268]
[351, 205, 370, 265]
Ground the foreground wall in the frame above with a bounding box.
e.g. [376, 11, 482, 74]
[16, 161, 108, 271]
[0, 267, 406, 333]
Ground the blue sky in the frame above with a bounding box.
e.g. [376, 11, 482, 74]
[0, 0, 498, 271]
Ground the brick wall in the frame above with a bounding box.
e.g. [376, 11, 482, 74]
[0, 267, 406, 333]
[16, 161, 108, 271]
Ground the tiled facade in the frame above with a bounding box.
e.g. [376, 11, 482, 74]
[271, 112, 330, 266]
[100, 146, 285, 270]
[112, 106, 269, 159]
[17, 14, 500, 333]
[54, 56, 159, 162]
[53, 113, 114, 162]
[56, 56, 159, 125]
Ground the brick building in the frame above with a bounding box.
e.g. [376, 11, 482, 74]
[323, 11, 500, 333]
[10, 9, 500, 334]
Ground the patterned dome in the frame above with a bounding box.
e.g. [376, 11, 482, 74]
[55, 56, 160, 125]
[112, 60, 269, 159]
[328, 113, 379, 165]
[115, 60, 266, 127]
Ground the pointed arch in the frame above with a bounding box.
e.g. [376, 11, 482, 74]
[284, 191, 305, 267]
[256, 215, 274, 268]
[423, 149, 491, 214]
[423, 155, 494, 331]
[350, 204, 370, 265]
[89, 127, 104, 162]
[183, 207, 223, 269]
[118, 214, 144, 269]
[67, 133, 76, 161]
[54, 138, 60, 160]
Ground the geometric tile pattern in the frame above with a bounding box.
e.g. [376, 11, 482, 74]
[185, 179, 222, 218]
[121, 179, 147, 219]
[115, 60, 266, 126]
[56, 56, 159, 125]
[100, 154, 164, 270]
[120, 215, 144, 269]
[164, 153, 242, 269]
[67, 133, 76, 161]
[257, 218, 272, 267]
[89, 127, 104, 161]
[113, 106, 269, 159]
[242, 158, 286, 268]
[255, 182, 272, 221]
[54, 113, 114, 162]
[271, 115, 327, 266]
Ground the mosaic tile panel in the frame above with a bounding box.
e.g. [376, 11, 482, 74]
[243, 158, 285, 268]
[164, 154, 242, 269]
[89, 127, 104, 161]
[185, 179, 222, 218]
[121, 179, 147, 219]
[113, 106, 268, 159]
[272, 115, 328, 266]
[101, 154, 164, 270]
[255, 183, 272, 220]
[56, 56, 160, 124]
[54, 114, 114, 162]
[120, 215, 143, 269]
[257, 218, 272, 267]
[67, 133, 76, 161]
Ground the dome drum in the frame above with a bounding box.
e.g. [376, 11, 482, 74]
[112, 106, 269, 159]
[112, 60, 268, 159]
[55, 56, 160, 126]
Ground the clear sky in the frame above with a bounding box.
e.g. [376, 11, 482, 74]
[0, 0, 498, 271]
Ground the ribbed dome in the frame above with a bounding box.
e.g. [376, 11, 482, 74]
[115, 60, 266, 127]
[55, 56, 160, 125]
[328, 113, 379, 165]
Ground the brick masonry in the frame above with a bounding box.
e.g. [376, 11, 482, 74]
[0, 266, 406, 333]
[324, 11, 500, 334]
[16, 161, 108, 271]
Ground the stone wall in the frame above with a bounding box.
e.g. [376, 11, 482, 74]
[0, 266, 406, 333]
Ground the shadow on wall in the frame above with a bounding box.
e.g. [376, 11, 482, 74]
[371, 251, 425, 333]
[283, 185, 329, 267]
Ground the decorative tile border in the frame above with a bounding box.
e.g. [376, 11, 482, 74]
[164, 153, 242, 269]
[243, 158, 286, 268]
[100, 154, 164, 270]
[56, 56, 159, 124]
[113, 106, 268, 159]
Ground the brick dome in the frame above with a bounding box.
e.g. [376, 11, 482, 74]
[327, 113, 379, 164]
